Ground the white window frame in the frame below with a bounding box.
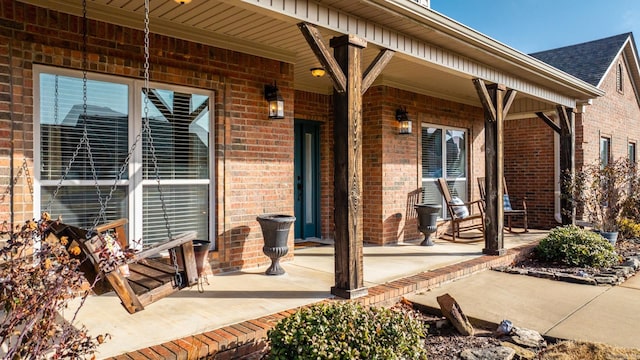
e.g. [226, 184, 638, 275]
[33, 64, 215, 248]
[421, 123, 469, 219]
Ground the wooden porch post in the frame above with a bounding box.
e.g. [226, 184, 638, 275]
[298, 23, 393, 299]
[535, 106, 575, 225]
[557, 105, 575, 225]
[330, 34, 368, 299]
[473, 79, 516, 255]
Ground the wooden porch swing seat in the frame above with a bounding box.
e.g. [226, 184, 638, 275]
[436, 178, 485, 243]
[34, 0, 202, 314]
[477, 177, 528, 233]
[47, 219, 198, 314]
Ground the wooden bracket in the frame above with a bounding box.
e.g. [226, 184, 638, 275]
[473, 78, 497, 122]
[556, 105, 571, 134]
[298, 22, 347, 93]
[535, 111, 561, 134]
[362, 49, 394, 94]
[503, 89, 517, 117]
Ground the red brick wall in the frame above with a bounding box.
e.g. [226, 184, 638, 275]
[504, 117, 558, 229]
[0, 0, 294, 273]
[580, 55, 640, 166]
[362, 86, 485, 245]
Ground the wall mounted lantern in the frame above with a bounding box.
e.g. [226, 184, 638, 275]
[265, 83, 284, 119]
[310, 67, 326, 77]
[395, 107, 412, 134]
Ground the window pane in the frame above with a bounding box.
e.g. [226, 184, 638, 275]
[421, 179, 444, 218]
[629, 143, 636, 164]
[421, 125, 468, 219]
[40, 74, 129, 181]
[446, 129, 466, 178]
[421, 127, 442, 178]
[41, 186, 128, 229]
[447, 179, 467, 203]
[142, 89, 210, 180]
[600, 137, 610, 167]
[143, 184, 209, 245]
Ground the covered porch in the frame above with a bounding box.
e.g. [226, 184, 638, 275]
[67, 230, 546, 358]
[4, 0, 602, 279]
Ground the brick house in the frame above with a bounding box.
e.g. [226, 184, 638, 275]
[505, 33, 640, 229]
[1, 0, 603, 296]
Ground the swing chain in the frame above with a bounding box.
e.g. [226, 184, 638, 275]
[46, 0, 105, 221]
[141, 0, 181, 287]
[81, 0, 107, 225]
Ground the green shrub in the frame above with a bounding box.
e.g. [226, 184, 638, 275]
[534, 225, 619, 268]
[618, 218, 640, 240]
[266, 301, 428, 360]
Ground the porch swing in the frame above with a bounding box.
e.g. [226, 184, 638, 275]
[45, 0, 199, 314]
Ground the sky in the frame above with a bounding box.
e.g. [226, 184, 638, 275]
[430, 0, 640, 54]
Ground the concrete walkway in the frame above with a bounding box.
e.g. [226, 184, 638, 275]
[407, 269, 640, 349]
[65, 231, 542, 359]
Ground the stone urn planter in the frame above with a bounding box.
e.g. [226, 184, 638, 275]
[257, 214, 296, 275]
[415, 204, 441, 246]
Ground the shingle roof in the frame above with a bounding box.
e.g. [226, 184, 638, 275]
[530, 33, 632, 86]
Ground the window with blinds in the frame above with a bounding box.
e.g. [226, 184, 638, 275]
[421, 125, 468, 218]
[36, 67, 212, 247]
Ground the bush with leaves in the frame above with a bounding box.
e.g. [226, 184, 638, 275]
[0, 215, 106, 359]
[534, 225, 619, 268]
[618, 218, 640, 241]
[267, 301, 428, 360]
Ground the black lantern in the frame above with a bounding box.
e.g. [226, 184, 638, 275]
[395, 107, 412, 134]
[265, 83, 284, 119]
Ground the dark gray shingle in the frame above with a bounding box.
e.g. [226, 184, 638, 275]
[530, 33, 631, 86]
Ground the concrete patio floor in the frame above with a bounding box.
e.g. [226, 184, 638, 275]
[64, 230, 545, 359]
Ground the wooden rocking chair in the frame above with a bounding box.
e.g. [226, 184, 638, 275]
[436, 178, 485, 242]
[46, 219, 198, 314]
[477, 177, 528, 233]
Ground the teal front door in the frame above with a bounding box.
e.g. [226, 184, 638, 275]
[294, 120, 320, 239]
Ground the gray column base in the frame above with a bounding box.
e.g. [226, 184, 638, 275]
[331, 286, 368, 299]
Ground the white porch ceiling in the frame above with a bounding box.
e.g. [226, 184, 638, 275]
[22, 0, 602, 116]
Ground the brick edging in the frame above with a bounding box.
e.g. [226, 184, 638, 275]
[109, 242, 537, 360]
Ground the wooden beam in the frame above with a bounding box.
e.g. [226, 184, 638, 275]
[558, 106, 575, 225]
[473, 79, 497, 122]
[535, 111, 561, 134]
[556, 105, 571, 134]
[475, 81, 506, 256]
[502, 89, 517, 117]
[361, 49, 394, 94]
[298, 22, 347, 93]
[330, 34, 368, 299]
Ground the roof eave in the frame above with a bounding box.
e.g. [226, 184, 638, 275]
[372, 0, 604, 99]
